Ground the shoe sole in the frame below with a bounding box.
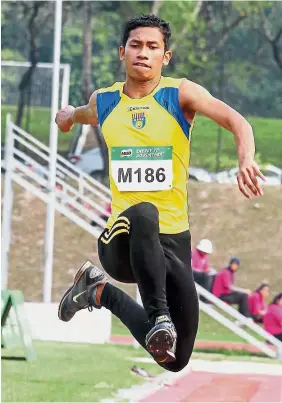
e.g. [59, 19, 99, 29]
[146, 328, 176, 363]
[58, 261, 92, 321]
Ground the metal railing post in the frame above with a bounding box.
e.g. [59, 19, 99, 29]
[1, 114, 14, 289]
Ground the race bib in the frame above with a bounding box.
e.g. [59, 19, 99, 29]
[111, 146, 173, 191]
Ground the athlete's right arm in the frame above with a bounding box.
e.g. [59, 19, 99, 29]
[55, 90, 99, 133]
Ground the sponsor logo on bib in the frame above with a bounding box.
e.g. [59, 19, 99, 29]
[120, 149, 132, 158]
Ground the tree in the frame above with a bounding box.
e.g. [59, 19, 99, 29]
[16, 2, 41, 128]
[13, 2, 54, 131]
[253, 2, 282, 73]
[2, 0, 281, 128]
[82, 2, 94, 103]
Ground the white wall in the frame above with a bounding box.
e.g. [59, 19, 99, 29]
[24, 302, 111, 344]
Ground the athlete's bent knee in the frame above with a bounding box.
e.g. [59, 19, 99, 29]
[129, 202, 159, 232]
[131, 202, 159, 221]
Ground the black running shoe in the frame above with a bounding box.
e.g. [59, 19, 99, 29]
[145, 315, 177, 363]
[58, 260, 108, 322]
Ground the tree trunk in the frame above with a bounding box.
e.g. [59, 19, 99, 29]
[170, 0, 205, 52]
[151, 0, 162, 15]
[82, 1, 93, 103]
[271, 28, 282, 73]
[16, 4, 40, 129]
[15, 3, 40, 152]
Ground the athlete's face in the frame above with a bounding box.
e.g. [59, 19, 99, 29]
[119, 27, 172, 81]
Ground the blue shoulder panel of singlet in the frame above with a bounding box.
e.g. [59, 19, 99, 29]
[154, 87, 191, 140]
[96, 90, 121, 127]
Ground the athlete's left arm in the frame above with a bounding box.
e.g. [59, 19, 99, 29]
[179, 79, 265, 199]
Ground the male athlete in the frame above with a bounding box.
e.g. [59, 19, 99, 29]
[55, 14, 264, 372]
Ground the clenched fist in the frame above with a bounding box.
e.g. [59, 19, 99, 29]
[55, 105, 75, 133]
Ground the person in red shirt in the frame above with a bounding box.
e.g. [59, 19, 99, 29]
[248, 282, 270, 323]
[192, 239, 213, 291]
[264, 293, 282, 341]
[212, 257, 251, 317]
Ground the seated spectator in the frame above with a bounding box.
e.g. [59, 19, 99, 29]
[212, 257, 251, 318]
[248, 282, 270, 323]
[192, 239, 213, 291]
[264, 293, 282, 341]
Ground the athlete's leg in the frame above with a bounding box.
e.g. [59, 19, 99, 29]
[158, 230, 199, 372]
[58, 254, 151, 348]
[97, 213, 151, 348]
[98, 202, 176, 361]
[98, 202, 169, 322]
[59, 201, 176, 364]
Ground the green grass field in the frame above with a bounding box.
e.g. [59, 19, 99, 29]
[2, 341, 276, 403]
[1, 341, 164, 402]
[2, 105, 281, 171]
[1, 285, 274, 402]
[1, 318, 276, 403]
[192, 115, 282, 170]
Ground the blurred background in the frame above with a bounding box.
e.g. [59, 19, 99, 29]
[1, 2, 282, 401]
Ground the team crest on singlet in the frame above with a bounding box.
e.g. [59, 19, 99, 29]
[132, 112, 146, 129]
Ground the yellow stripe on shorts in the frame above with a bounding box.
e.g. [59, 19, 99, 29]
[104, 220, 130, 239]
[101, 216, 130, 244]
[101, 228, 129, 244]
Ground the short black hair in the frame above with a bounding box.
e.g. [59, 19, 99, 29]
[122, 14, 171, 51]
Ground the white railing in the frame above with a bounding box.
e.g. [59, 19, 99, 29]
[196, 283, 282, 359]
[10, 122, 111, 201]
[1, 115, 111, 299]
[11, 173, 103, 238]
[8, 121, 111, 221]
